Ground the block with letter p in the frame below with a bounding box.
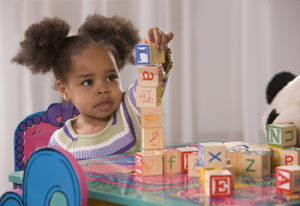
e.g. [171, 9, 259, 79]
[135, 151, 163, 176]
[267, 123, 297, 147]
[135, 44, 165, 65]
[198, 142, 226, 169]
[205, 170, 232, 197]
[136, 86, 162, 108]
[176, 147, 198, 173]
[242, 151, 271, 177]
[276, 165, 300, 193]
[138, 65, 163, 87]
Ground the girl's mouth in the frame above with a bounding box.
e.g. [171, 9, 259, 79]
[96, 101, 112, 110]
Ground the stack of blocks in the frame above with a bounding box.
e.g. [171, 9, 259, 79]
[134, 43, 165, 176]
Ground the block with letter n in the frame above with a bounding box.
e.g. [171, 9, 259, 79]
[136, 86, 162, 108]
[138, 65, 163, 87]
[135, 44, 165, 65]
[176, 147, 198, 173]
[242, 151, 271, 177]
[205, 170, 232, 197]
[280, 147, 300, 166]
[276, 165, 300, 193]
[267, 123, 297, 147]
[156, 148, 181, 174]
[135, 151, 163, 176]
[198, 142, 226, 169]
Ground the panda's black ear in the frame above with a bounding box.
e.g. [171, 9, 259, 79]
[266, 71, 297, 104]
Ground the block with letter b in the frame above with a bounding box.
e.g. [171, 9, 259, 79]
[135, 151, 163, 176]
[156, 148, 181, 174]
[276, 165, 300, 193]
[267, 123, 297, 147]
[280, 147, 300, 166]
[198, 142, 226, 169]
[176, 147, 198, 173]
[142, 127, 164, 150]
[141, 106, 162, 128]
[138, 65, 163, 87]
[205, 170, 232, 197]
[136, 86, 162, 108]
[135, 44, 165, 65]
[242, 151, 271, 177]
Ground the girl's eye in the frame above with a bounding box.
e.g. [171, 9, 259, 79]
[107, 75, 117, 81]
[82, 79, 93, 86]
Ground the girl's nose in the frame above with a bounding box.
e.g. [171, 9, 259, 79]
[96, 84, 110, 95]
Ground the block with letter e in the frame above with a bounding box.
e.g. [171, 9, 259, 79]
[136, 86, 162, 108]
[198, 142, 226, 169]
[242, 151, 271, 177]
[141, 106, 162, 128]
[135, 151, 163, 176]
[135, 44, 165, 65]
[138, 65, 163, 87]
[276, 165, 300, 193]
[176, 147, 198, 173]
[156, 148, 181, 174]
[267, 123, 297, 148]
[142, 127, 164, 150]
[280, 147, 300, 166]
[205, 170, 232, 197]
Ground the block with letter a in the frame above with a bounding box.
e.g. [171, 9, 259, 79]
[156, 148, 181, 174]
[141, 106, 162, 128]
[135, 44, 165, 65]
[280, 147, 300, 166]
[136, 86, 162, 108]
[276, 165, 300, 193]
[135, 151, 163, 176]
[138, 65, 163, 87]
[176, 147, 198, 173]
[267, 123, 297, 148]
[205, 170, 232, 197]
[198, 142, 226, 169]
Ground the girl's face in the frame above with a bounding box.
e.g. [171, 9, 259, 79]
[57, 44, 123, 123]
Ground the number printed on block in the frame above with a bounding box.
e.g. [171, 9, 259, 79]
[138, 65, 163, 87]
[242, 151, 271, 177]
[156, 148, 181, 174]
[198, 142, 226, 169]
[176, 147, 199, 173]
[136, 86, 162, 108]
[267, 123, 297, 147]
[141, 107, 162, 128]
[142, 127, 164, 150]
[135, 44, 165, 65]
[280, 147, 300, 166]
[276, 165, 300, 193]
[205, 170, 232, 197]
[135, 152, 163, 176]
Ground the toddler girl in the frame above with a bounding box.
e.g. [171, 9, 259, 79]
[12, 14, 174, 161]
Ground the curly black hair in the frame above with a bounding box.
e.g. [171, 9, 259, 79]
[11, 14, 141, 84]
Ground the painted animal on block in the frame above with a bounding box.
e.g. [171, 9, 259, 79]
[135, 151, 163, 176]
[136, 86, 162, 107]
[135, 44, 165, 65]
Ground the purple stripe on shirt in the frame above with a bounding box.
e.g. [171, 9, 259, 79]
[122, 93, 136, 142]
[112, 111, 117, 125]
[63, 123, 76, 141]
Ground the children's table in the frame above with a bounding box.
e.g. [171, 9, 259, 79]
[80, 139, 300, 206]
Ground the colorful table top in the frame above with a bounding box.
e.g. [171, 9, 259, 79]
[79, 139, 300, 206]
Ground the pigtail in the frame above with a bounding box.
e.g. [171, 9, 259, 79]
[78, 14, 141, 70]
[11, 17, 70, 74]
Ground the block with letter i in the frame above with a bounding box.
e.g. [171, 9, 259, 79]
[188, 152, 200, 177]
[280, 147, 300, 166]
[156, 148, 181, 174]
[135, 44, 165, 65]
[142, 127, 164, 150]
[198, 142, 226, 169]
[176, 147, 198, 173]
[135, 151, 163, 176]
[276, 165, 300, 193]
[242, 151, 271, 177]
[205, 170, 232, 197]
[267, 123, 297, 148]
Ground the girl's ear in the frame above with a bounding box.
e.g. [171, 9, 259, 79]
[57, 80, 71, 102]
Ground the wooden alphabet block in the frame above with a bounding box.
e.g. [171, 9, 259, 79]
[188, 152, 200, 177]
[205, 170, 232, 197]
[176, 147, 199, 173]
[224, 141, 252, 148]
[226, 148, 247, 174]
[200, 167, 220, 187]
[156, 148, 181, 174]
[136, 86, 162, 108]
[247, 147, 271, 152]
[138, 65, 163, 87]
[276, 165, 300, 193]
[280, 147, 300, 166]
[242, 151, 271, 177]
[142, 127, 164, 150]
[198, 142, 226, 169]
[226, 165, 235, 188]
[269, 145, 284, 166]
[247, 144, 269, 149]
[135, 151, 163, 176]
[135, 44, 165, 65]
[141, 106, 162, 128]
[267, 123, 297, 148]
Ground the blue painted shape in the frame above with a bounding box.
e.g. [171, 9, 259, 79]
[135, 45, 150, 65]
[209, 151, 221, 162]
[0, 191, 23, 206]
[198, 144, 204, 167]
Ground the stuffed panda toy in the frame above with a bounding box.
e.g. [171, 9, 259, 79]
[262, 71, 300, 147]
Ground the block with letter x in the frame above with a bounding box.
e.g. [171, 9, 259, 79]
[205, 169, 232, 197]
[276, 165, 300, 193]
[267, 123, 297, 148]
[198, 142, 226, 169]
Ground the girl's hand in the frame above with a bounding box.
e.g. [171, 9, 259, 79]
[142, 27, 174, 54]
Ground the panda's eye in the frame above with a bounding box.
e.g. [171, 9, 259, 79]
[266, 109, 279, 127]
